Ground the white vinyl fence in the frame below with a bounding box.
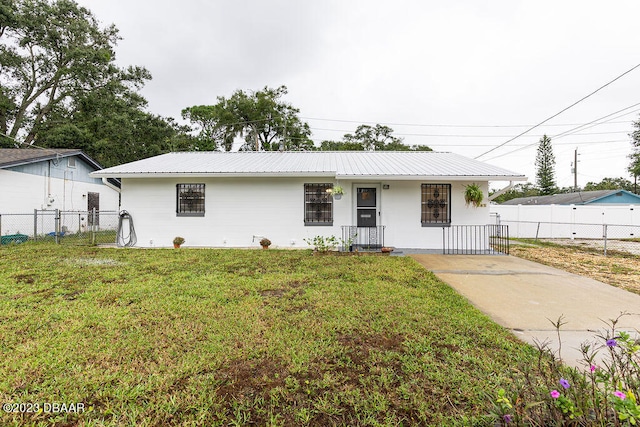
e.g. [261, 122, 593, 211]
[491, 204, 640, 255]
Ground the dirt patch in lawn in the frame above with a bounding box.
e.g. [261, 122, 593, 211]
[510, 244, 640, 295]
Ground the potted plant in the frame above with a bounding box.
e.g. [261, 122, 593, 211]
[173, 236, 185, 248]
[260, 237, 271, 249]
[464, 183, 484, 207]
[327, 185, 344, 200]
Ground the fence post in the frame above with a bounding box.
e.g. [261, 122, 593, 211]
[33, 209, 38, 242]
[603, 224, 608, 256]
[55, 209, 60, 244]
[91, 208, 97, 245]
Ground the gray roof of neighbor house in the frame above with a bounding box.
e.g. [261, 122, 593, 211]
[500, 190, 640, 205]
[0, 148, 96, 168]
[0, 148, 120, 188]
[90, 151, 527, 181]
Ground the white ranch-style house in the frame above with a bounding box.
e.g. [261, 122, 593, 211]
[91, 151, 525, 250]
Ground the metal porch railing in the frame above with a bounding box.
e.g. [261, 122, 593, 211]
[442, 224, 509, 255]
[341, 226, 385, 251]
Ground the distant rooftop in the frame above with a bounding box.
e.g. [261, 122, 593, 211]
[0, 148, 86, 168]
[91, 151, 527, 181]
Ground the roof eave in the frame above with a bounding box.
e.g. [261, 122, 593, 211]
[91, 171, 528, 181]
[336, 174, 528, 181]
[90, 171, 339, 179]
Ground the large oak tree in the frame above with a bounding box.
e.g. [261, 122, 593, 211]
[182, 85, 313, 152]
[0, 0, 148, 146]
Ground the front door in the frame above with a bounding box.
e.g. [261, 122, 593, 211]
[356, 187, 377, 227]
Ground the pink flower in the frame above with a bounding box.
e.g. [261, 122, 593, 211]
[550, 390, 560, 399]
[590, 365, 597, 372]
[614, 391, 626, 400]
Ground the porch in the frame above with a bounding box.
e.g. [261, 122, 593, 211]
[339, 224, 510, 255]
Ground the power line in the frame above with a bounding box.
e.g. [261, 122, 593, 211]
[474, 61, 640, 160]
[481, 104, 640, 162]
[300, 116, 633, 129]
[551, 103, 640, 139]
[307, 127, 631, 138]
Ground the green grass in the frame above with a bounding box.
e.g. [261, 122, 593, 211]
[0, 244, 539, 426]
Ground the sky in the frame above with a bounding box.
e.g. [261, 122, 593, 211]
[75, 0, 640, 189]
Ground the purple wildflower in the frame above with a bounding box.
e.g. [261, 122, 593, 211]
[550, 390, 560, 399]
[606, 338, 618, 347]
[560, 378, 570, 389]
[590, 365, 597, 372]
[503, 414, 513, 423]
[614, 391, 626, 400]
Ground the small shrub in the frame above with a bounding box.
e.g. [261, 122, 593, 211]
[489, 313, 640, 426]
[303, 235, 339, 252]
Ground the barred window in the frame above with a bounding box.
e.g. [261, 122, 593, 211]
[177, 184, 205, 216]
[304, 183, 333, 225]
[421, 184, 450, 226]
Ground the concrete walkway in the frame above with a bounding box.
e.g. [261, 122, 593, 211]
[410, 254, 640, 368]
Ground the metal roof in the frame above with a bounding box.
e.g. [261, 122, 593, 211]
[90, 151, 527, 181]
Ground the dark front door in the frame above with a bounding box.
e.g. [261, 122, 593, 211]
[356, 187, 377, 227]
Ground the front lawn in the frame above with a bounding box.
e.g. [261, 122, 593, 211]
[0, 245, 538, 426]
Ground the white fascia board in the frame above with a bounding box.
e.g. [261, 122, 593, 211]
[90, 172, 337, 179]
[335, 174, 528, 181]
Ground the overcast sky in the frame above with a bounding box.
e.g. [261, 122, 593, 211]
[76, 0, 640, 189]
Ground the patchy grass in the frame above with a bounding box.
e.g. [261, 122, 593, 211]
[510, 243, 640, 295]
[0, 244, 538, 426]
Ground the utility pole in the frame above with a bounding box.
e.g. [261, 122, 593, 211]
[574, 148, 578, 191]
[572, 148, 579, 191]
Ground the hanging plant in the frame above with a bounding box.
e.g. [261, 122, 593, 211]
[464, 183, 484, 207]
[326, 185, 344, 200]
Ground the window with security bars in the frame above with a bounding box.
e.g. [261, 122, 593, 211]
[421, 184, 451, 226]
[176, 184, 205, 216]
[304, 183, 333, 225]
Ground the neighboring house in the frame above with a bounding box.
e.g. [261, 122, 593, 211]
[91, 151, 525, 250]
[500, 190, 640, 206]
[0, 148, 120, 214]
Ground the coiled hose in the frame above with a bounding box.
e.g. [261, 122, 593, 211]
[116, 210, 137, 247]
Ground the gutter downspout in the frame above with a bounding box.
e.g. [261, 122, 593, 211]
[102, 177, 120, 193]
[488, 181, 515, 202]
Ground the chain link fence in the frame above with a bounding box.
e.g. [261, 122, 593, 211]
[499, 219, 640, 256]
[0, 209, 119, 246]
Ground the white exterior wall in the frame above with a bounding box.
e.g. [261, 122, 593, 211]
[0, 168, 120, 213]
[121, 177, 491, 249]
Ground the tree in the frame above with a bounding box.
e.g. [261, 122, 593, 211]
[583, 177, 635, 192]
[320, 124, 432, 152]
[490, 182, 539, 204]
[36, 84, 195, 167]
[0, 0, 150, 145]
[534, 135, 557, 195]
[343, 124, 401, 151]
[182, 85, 313, 151]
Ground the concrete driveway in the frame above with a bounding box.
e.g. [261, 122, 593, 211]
[410, 254, 640, 367]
